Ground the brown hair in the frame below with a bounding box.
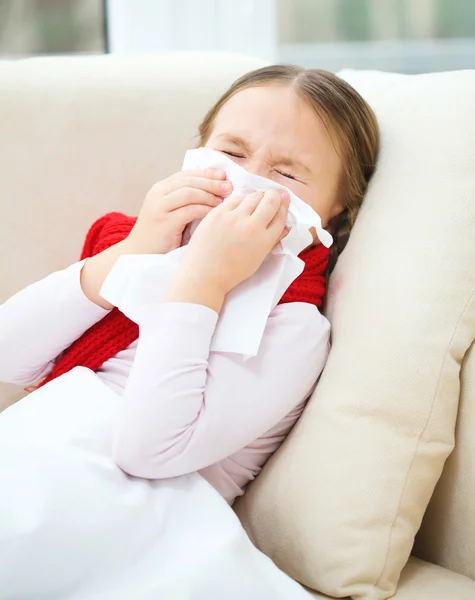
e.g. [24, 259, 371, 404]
[198, 65, 380, 272]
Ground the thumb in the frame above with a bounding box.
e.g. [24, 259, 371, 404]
[279, 225, 290, 241]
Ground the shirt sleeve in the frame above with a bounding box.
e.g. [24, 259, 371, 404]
[0, 260, 110, 385]
[112, 301, 330, 479]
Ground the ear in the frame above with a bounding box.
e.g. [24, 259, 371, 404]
[330, 202, 345, 220]
[324, 205, 345, 231]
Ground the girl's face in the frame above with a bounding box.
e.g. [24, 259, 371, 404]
[204, 85, 344, 228]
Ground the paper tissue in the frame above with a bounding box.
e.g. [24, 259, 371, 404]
[100, 148, 333, 357]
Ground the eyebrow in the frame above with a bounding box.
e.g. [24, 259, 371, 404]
[274, 155, 312, 175]
[216, 134, 312, 175]
[216, 134, 251, 153]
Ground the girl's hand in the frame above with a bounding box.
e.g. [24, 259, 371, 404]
[80, 169, 232, 309]
[163, 189, 290, 312]
[125, 169, 233, 255]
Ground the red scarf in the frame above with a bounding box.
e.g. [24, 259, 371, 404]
[39, 212, 330, 387]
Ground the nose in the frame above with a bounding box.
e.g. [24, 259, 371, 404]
[244, 159, 270, 179]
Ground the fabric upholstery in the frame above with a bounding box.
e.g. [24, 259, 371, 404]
[309, 558, 475, 600]
[414, 341, 475, 579]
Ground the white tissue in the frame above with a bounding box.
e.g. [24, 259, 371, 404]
[182, 148, 333, 250]
[100, 148, 333, 358]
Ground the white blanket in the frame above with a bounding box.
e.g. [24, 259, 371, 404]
[0, 368, 311, 599]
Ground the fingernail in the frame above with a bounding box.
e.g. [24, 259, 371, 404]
[281, 190, 290, 201]
[215, 196, 224, 204]
[213, 169, 226, 179]
[221, 182, 233, 193]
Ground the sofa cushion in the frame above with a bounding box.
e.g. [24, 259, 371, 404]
[235, 69, 475, 599]
[309, 558, 475, 600]
[414, 341, 475, 579]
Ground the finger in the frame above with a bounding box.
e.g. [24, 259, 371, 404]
[181, 168, 227, 180]
[279, 225, 291, 241]
[251, 189, 285, 226]
[234, 190, 265, 215]
[174, 177, 232, 201]
[164, 172, 231, 197]
[172, 203, 214, 225]
[223, 193, 246, 210]
[267, 193, 290, 236]
[271, 226, 291, 250]
[268, 191, 290, 229]
[166, 188, 223, 211]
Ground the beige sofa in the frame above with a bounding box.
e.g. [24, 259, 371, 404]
[0, 54, 473, 599]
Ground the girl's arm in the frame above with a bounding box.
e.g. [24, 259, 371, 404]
[112, 300, 330, 479]
[112, 188, 323, 478]
[0, 260, 111, 386]
[0, 166, 230, 387]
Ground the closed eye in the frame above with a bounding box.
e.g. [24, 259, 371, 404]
[275, 169, 297, 181]
[222, 150, 298, 181]
[222, 150, 246, 159]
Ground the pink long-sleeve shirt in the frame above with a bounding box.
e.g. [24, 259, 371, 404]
[0, 260, 330, 503]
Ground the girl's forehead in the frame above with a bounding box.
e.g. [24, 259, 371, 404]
[215, 85, 302, 121]
[211, 86, 341, 169]
[214, 88, 320, 140]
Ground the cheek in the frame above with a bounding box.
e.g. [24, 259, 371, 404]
[288, 182, 315, 206]
[277, 177, 305, 197]
[298, 188, 337, 227]
[276, 180, 332, 223]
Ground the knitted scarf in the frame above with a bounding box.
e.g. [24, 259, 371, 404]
[39, 212, 330, 387]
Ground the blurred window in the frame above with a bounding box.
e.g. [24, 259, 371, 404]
[1, 0, 473, 72]
[0, 0, 106, 55]
[278, 0, 475, 72]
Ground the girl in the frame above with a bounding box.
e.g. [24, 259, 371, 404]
[0, 65, 379, 598]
